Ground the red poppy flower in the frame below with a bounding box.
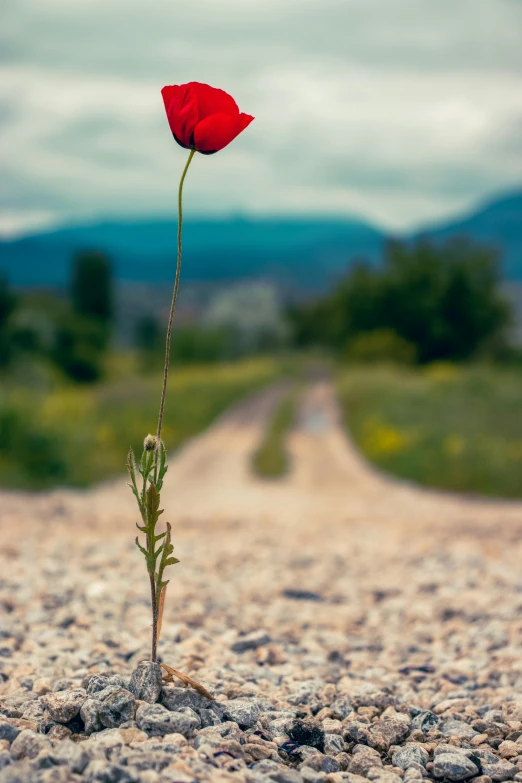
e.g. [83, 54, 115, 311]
[161, 82, 254, 155]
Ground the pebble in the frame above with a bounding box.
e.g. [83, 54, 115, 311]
[98, 688, 136, 728]
[231, 630, 272, 653]
[128, 662, 163, 705]
[432, 753, 479, 780]
[222, 698, 261, 729]
[135, 703, 198, 737]
[42, 688, 86, 723]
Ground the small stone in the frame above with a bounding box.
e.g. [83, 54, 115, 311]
[83, 759, 139, 782]
[42, 688, 86, 723]
[441, 719, 478, 739]
[290, 719, 325, 752]
[330, 695, 353, 720]
[136, 703, 198, 738]
[10, 729, 51, 760]
[324, 733, 345, 754]
[0, 721, 20, 743]
[231, 630, 271, 652]
[86, 674, 127, 696]
[348, 748, 383, 776]
[99, 689, 136, 728]
[81, 698, 103, 734]
[392, 744, 429, 770]
[160, 685, 212, 712]
[432, 752, 479, 780]
[498, 740, 519, 758]
[119, 727, 148, 744]
[411, 712, 440, 733]
[46, 724, 72, 740]
[368, 717, 411, 752]
[222, 699, 261, 729]
[32, 679, 52, 696]
[0, 750, 11, 770]
[54, 738, 91, 773]
[128, 662, 163, 705]
[480, 761, 519, 782]
[200, 708, 222, 727]
[503, 702, 522, 722]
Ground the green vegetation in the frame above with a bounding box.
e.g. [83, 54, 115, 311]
[290, 238, 512, 364]
[0, 358, 284, 490]
[252, 386, 300, 478]
[337, 363, 522, 499]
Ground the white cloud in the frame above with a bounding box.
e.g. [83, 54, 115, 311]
[1, 0, 522, 236]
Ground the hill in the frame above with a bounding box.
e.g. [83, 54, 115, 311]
[0, 217, 384, 290]
[418, 191, 522, 279]
[1, 190, 521, 288]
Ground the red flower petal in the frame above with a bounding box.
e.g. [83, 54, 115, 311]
[188, 82, 239, 121]
[193, 112, 254, 153]
[161, 85, 198, 147]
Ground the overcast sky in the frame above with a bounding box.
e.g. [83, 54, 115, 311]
[1, 0, 522, 237]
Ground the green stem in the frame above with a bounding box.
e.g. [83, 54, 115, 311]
[156, 148, 196, 442]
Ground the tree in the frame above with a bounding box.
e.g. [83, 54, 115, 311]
[0, 276, 17, 367]
[71, 251, 114, 330]
[289, 238, 510, 363]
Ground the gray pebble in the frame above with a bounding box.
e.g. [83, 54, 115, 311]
[128, 662, 163, 705]
[231, 630, 271, 653]
[0, 720, 20, 743]
[86, 674, 127, 697]
[392, 744, 429, 769]
[440, 719, 478, 739]
[323, 732, 345, 754]
[81, 698, 104, 734]
[222, 698, 261, 729]
[9, 729, 51, 761]
[411, 711, 440, 733]
[136, 703, 198, 738]
[99, 689, 136, 728]
[432, 752, 480, 781]
[42, 687, 86, 723]
[160, 684, 212, 712]
[53, 738, 91, 773]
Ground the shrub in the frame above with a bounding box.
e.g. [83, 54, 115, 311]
[344, 329, 416, 364]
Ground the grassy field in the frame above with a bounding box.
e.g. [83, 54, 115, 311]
[252, 386, 300, 478]
[337, 363, 522, 499]
[0, 357, 285, 490]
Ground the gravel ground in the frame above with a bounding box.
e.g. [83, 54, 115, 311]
[1, 382, 521, 783]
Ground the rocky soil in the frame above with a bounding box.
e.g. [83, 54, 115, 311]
[1, 382, 521, 783]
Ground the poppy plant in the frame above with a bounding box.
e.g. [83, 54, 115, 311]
[127, 83, 253, 688]
[161, 81, 254, 155]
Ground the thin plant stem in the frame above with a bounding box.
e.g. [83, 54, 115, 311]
[150, 571, 158, 661]
[156, 148, 196, 442]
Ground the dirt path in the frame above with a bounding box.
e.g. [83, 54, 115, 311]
[2, 379, 520, 531]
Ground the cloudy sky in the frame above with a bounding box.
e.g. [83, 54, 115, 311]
[1, 0, 522, 237]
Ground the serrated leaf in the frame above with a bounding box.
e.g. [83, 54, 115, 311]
[135, 537, 148, 558]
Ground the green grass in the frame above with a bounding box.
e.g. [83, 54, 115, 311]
[252, 386, 300, 479]
[337, 363, 522, 499]
[0, 357, 285, 490]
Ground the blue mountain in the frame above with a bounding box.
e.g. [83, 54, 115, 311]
[418, 191, 522, 279]
[1, 190, 521, 288]
[0, 216, 384, 290]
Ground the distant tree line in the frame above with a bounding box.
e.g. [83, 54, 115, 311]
[289, 237, 512, 364]
[0, 251, 114, 381]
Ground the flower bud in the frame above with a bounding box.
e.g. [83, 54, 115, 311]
[144, 434, 158, 452]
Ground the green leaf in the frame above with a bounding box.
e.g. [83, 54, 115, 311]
[164, 557, 180, 566]
[145, 483, 161, 526]
[135, 537, 148, 558]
